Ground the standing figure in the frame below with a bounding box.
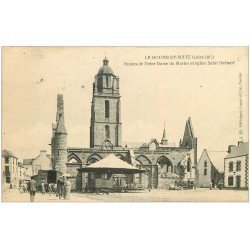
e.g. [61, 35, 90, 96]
[64, 178, 71, 200]
[41, 181, 46, 195]
[57, 177, 64, 199]
[45, 183, 49, 193]
[53, 183, 57, 196]
[29, 177, 38, 202]
[48, 183, 54, 195]
[23, 181, 28, 192]
[19, 181, 23, 194]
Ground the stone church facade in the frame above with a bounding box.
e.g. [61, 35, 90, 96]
[50, 57, 197, 190]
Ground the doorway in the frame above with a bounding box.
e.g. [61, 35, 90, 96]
[236, 176, 241, 189]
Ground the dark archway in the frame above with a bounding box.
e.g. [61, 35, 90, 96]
[157, 155, 174, 174]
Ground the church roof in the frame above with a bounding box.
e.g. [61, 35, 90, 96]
[185, 117, 194, 138]
[2, 149, 17, 159]
[225, 142, 248, 159]
[98, 57, 114, 75]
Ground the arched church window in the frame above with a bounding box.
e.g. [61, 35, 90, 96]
[113, 78, 116, 90]
[97, 77, 103, 92]
[105, 125, 110, 139]
[106, 76, 109, 87]
[105, 100, 110, 118]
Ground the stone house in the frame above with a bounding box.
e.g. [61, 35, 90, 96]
[224, 142, 248, 189]
[1, 149, 19, 187]
[22, 158, 33, 177]
[196, 149, 227, 188]
[23, 150, 52, 177]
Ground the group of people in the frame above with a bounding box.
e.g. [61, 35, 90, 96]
[23, 176, 71, 202]
[41, 177, 71, 200]
[19, 180, 29, 193]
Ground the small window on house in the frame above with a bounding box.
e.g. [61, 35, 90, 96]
[20, 171, 21, 177]
[236, 161, 241, 171]
[5, 157, 9, 163]
[105, 100, 110, 118]
[204, 160, 207, 175]
[229, 162, 234, 172]
[228, 176, 234, 186]
[204, 168, 207, 175]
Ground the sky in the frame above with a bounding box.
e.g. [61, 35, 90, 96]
[2, 47, 248, 161]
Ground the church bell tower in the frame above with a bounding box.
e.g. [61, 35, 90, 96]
[90, 57, 122, 148]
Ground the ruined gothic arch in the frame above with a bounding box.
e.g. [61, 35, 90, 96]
[68, 153, 82, 164]
[148, 139, 159, 151]
[157, 155, 174, 173]
[86, 153, 103, 165]
[135, 155, 152, 165]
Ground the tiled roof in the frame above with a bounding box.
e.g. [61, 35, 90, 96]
[225, 142, 248, 159]
[206, 150, 228, 172]
[86, 154, 141, 171]
[1, 149, 17, 159]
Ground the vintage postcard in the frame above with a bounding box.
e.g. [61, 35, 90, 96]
[1, 46, 249, 202]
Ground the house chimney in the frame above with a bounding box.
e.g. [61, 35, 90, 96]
[228, 145, 236, 153]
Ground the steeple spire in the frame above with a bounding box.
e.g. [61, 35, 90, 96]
[161, 122, 168, 145]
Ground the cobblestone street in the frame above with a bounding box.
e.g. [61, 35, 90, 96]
[2, 188, 248, 202]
